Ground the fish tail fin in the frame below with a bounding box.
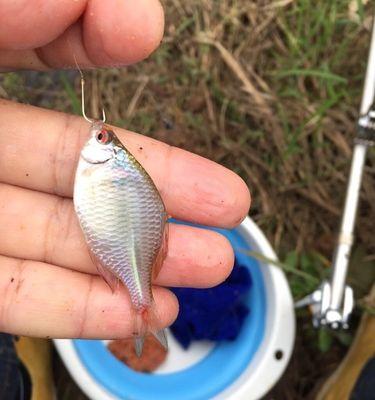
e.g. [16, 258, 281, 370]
[152, 328, 168, 350]
[133, 304, 168, 357]
[134, 336, 145, 357]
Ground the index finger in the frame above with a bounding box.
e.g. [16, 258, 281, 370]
[0, 100, 250, 228]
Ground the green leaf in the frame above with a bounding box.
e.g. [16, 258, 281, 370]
[285, 251, 298, 269]
[274, 68, 347, 84]
[318, 328, 333, 353]
[333, 331, 353, 347]
[347, 246, 375, 298]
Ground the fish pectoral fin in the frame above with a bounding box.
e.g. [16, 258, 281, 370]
[152, 220, 169, 280]
[87, 248, 119, 293]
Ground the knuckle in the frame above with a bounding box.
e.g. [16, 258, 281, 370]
[53, 114, 82, 196]
[43, 196, 72, 265]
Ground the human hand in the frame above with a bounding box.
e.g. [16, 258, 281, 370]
[0, 0, 250, 339]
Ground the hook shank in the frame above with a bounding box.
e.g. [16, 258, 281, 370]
[73, 55, 106, 124]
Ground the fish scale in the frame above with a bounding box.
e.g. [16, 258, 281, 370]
[74, 125, 167, 316]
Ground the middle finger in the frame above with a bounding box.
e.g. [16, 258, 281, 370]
[0, 183, 234, 288]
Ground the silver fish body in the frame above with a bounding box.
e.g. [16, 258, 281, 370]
[74, 123, 168, 337]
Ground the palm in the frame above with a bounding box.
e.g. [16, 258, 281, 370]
[0, 0, 250, 339]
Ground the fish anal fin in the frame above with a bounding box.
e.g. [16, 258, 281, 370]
[153, 220, 169, 280]
[87, 248, 119, 293]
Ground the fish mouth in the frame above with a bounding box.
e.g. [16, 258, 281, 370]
[80, 152, 112, 164]
[80, 143, 114, 164]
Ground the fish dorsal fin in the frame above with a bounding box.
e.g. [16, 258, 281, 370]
[87, 247, 119, 293]
[152, 218, 169, 280]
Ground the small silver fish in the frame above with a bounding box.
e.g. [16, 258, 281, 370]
[74, 122, 168, 355]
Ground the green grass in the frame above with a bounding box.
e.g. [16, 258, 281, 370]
[0, 1, 373, 397]
[59, 72, 81, 115]
[271, 0, 363, 157]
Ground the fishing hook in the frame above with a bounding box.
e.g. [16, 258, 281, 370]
[73, 55, 106, 124]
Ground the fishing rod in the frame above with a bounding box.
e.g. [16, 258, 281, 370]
[295, 16, 375, 329]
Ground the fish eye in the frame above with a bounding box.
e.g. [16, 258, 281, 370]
[96, 129, 114, 145]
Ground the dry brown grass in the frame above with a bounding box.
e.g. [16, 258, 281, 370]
[1, 0, 374, 398]
[88, 0, 375, 258]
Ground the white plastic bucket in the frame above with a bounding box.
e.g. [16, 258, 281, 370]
[54, 217, 295, 400]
